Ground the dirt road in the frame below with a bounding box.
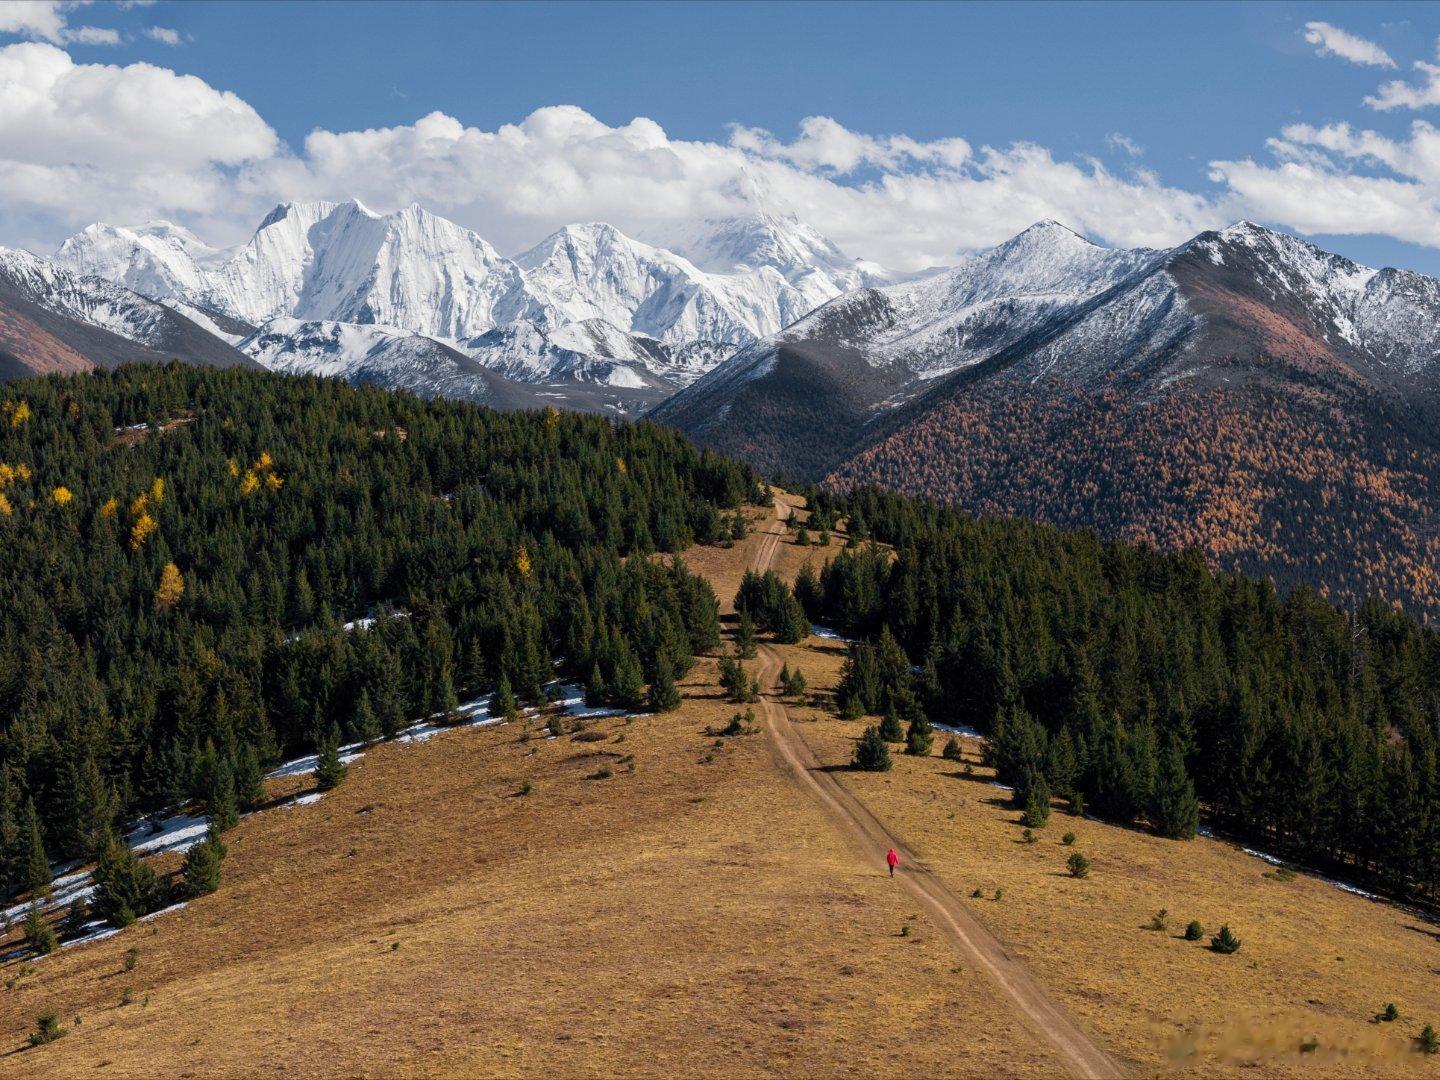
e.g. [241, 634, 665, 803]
[747, 501, 1124, 1079]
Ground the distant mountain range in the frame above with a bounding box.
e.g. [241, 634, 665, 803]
[33, 199, 901, 411]
[4, 203, 1439, 615]
[654, 220, 1440, 616]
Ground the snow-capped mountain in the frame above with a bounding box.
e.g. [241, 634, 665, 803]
[53, 201, 906, 403]
[652, 219, 1440, 475]
[0, 247, 255, 377]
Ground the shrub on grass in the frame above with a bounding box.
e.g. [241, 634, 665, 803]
[1021, 828, 1038, 844]
[1377, 1003, 1399, 1023]
[123, 946, 139, 972]
[1185, 920, 1204, 941]
[1418, 1025, 1439, 1054]
[1210, 925, 1242, 954]
[971, 888, 983, 898]
[1147, 909, 1168, 932]
[878, 710, 904, 743]
[1067, 852, 1090, 879]
[1068, 791, 1085, 817]
[942, 737, 963, 761]
[1062, 831, 1076, 846]
[839, 696, 865, 721]
[28, 1011, 65, 1047]
[853, 726, 892, 772]
[518, 781, 533, 796]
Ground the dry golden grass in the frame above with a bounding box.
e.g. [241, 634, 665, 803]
[0, 585, 1060, 1075]
[770, 632, 1440, 1076]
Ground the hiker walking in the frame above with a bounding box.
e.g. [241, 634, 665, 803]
[887, 847, 899, 877]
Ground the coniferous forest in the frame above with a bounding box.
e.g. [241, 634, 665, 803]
[0, 365, 758, 898]
[801, 486, 1440, 905]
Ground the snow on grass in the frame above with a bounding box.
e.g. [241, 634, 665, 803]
[127, 812, 212, 858]
[809, 623, 854, 643]
[265, 744, 365, 780]
[933, 721, 985, 740]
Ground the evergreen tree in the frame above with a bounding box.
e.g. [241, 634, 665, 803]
[24, 906, 56, 955]
[853, 725, 893, 772]
[208, 758, 240, 832]
[59, 757, 115, 862]
[351, 688, 382, 743]
[179, 827, 226, 898]
[233, 743, 266, 812]
[610, 646, 646, 712]
[1151, 739, 1200, 839]
[879, 710, 905, 743]
[314, 726, 348, 792]
[92, 836, 160, 928]
[17, 798, 51, 893]
[648, 657, 681, 712]
[905, 715, 934, 756]
[1022, 775, 1052, 828]
[492, 675, 519, 721]
[736, 612, 758, 659]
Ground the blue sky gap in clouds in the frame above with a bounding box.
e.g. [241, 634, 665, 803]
[2, 0, 1440, 274]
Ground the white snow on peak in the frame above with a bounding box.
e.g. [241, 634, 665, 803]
[53, 201, 920, 390]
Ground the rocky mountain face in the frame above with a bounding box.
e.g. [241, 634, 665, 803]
[0, 248, 257, 379]
[52, 202, 895, 412]
[656, 221, 1440, 617]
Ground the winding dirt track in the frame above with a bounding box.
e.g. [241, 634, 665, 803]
[747, 502, 1124, 1079]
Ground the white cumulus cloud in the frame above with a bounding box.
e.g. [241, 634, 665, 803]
[0, 1, 120, 46]
[7, 44, 1440, 270]
[1303, 21, 1396, 68]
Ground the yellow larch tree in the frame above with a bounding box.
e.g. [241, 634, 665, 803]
[155, 562, 184, 610]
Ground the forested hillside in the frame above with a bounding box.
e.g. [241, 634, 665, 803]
[0, 365, 759, 897]
[801, 486, 1440, 904]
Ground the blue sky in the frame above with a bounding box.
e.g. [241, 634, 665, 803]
[4, 0, 1440, 272]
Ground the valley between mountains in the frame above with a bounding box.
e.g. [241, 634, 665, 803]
[7, 495, 1440, 1077]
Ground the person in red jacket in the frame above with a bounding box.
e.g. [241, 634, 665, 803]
[887, 848, 899, 877]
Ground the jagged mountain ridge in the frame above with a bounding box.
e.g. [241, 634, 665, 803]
[54, 201, 900, 402]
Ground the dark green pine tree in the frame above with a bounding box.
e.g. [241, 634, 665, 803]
[92, 835, 160, 928]
[583, 661, 608, 708]
[17, 797, 52, 893]
[492, 675, 519, 722]
[233, 743, 267, 812]
[905, 714, 934, 756]
[879, 710, 905, 743]
[1151, 739, 1201, 839]
[208, 758, 240, 833]
[648, 657, 681, 713]
[735, 611, 758, 659]
[610, 646, 647, 712]
[179, 827, 227, 898]
[853, 725, 893, 772]
[1022, 774, 1052, 828]
[314, 725, 348, 792]
[351, 688, 382, 743]
[59, 756, 116, 862]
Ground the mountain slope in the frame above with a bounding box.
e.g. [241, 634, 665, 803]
[657, 222, 1440, 616]
[0, 248, 257, 378]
